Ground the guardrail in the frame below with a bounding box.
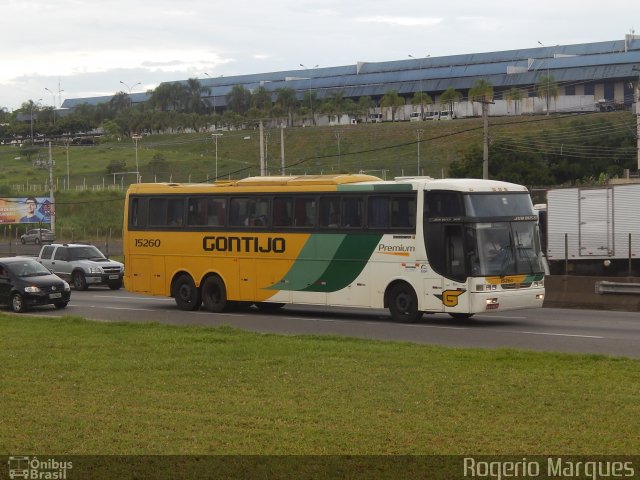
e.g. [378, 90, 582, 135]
[595, 281, 640, 295]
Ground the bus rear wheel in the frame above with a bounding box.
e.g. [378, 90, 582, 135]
[173, 274, 202, 311]
[202, 275, 227, 313]
[388, 282, 422, 323]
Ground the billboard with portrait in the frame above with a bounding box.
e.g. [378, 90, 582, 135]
[0, 196, 52, 224]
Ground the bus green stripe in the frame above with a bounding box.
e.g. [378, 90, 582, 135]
[300, 233, 382, 292]
[266, 234, 345, 291]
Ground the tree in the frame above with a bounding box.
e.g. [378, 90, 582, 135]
[439, 87, 462, 117]
[468, 79, 494, 179]
[226, 85, 252, 115]
[505, 87, 524, 115]
[109, 92, 131, 113]
[357, 96, 376, 122]
[411, 92, 432, 119]
[380, 90, 405, 121]
[275, 87, 298, 126]
[302, 90, 319, 125]
[320, 90, 349, 124]
[468, 79, 494, 113]
[251, 86, 272, 118]
[535, 75, 559, 114]
[184, 78, 210, 114]
[147, 83, 186, 112]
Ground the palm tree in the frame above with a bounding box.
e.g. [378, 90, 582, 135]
[302, 90, 319, 125]
[411, 91, 432, 119]
[321, 90, 348, 124]
[380, 90, 405, 121]
[468, 79, 494, 179]
[184, 78, 211, 114]
[275, 87, 298, 126]
[439, 87, 462, 117]
[226, 85, 252, 115]
[505, 87, 524, 115]
[468, 79, 494, 115]
[251, 86, 272, 118]
[535, 75, 558, 114]
[357, 96, 376, 122]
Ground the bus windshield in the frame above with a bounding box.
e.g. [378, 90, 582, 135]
[467, 222, 545, 276]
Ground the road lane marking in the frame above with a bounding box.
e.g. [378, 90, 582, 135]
[519, 331, 604, 339]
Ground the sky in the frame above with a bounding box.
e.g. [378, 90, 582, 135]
[1, 0, 637, 112]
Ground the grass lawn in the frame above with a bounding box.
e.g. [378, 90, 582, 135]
[1, 314, 639, 455]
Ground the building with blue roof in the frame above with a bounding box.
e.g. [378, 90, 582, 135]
[62, 34, 640, 116]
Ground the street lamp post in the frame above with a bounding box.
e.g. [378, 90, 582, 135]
[212, 133, 223, 180]
[132, 134, 142, 183]
[300, 63, 318, 124]
[203, 73, 220, 114]
[120, 81, 141, 106]
[30, 98, 42, 143]
[44, 85, 63, 125]
[409, 54, 430, 119]
[537, 41, 552, 115]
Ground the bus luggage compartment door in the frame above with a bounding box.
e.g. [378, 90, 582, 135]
[422, 278, 444, 312]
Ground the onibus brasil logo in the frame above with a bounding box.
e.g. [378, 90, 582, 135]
[7, 456, 73, 479]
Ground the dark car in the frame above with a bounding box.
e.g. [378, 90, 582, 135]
[0, 257, 71, 313]
[20, 228, 55, 245]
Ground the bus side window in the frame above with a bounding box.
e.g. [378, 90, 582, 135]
[229, 198, 247, 226]
[341, 197, 363, 228]
[368, 196, 389, 228]
[273, 197, 293, 227]
[319, 197, 340, 227]
[130, 198, 140, 227]
[149, 198, 167, 226]
[391, 196, 416, 228]
[187, 198, 207, 226]
[167, 199, 184, 226]
[294, 197, 315, 227]
[207, 198, 226, 226]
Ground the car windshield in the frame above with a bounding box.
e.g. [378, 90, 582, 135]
[7, 260, 53, 277]
[68, 246, 106, 260]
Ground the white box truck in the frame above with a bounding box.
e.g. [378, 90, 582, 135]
[546, 184, 640, 275]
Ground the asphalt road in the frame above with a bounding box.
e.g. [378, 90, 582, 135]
[14, 288, 640, 359]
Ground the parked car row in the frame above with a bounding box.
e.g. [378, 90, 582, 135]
[0, 242, 124, 313]
[20, 228, 55, 244]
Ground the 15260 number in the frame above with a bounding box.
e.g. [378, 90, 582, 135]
[135, 238, 161, 248]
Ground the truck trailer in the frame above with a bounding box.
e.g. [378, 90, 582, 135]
[546, 184, 640, 276]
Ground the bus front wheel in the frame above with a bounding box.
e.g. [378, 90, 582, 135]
[201, 275, 227, 313]
[173, 274, 202, 311]
[388, 282, 422, 323]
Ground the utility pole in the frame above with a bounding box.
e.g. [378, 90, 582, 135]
[415, 129, 424, 175]
[482, 101, 489, 179]
[280, 124, 285, 175]
[48, 142, 55, 235]
[259, 120, 265, 176]
[132, 134, 142, 182]
[212, 133, 223, 180]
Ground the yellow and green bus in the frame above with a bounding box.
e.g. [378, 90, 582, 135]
[123, 174, 545, 322]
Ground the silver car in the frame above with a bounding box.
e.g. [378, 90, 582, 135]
[20, 228, 56, 245]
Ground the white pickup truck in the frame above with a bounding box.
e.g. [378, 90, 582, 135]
[37, 243, 124, 290]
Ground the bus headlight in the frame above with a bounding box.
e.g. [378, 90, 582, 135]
[476, 284, 498, 292]
[533, 280, 544, 288]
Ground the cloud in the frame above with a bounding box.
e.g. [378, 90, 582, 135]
[355, 16, 442, 27]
